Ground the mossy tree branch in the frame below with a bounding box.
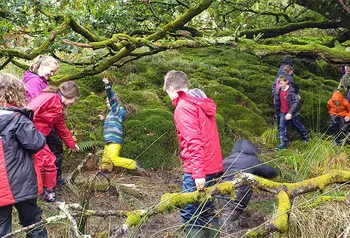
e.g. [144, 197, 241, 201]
[238, 39, 350, 63]
[294, 0, 350, 30]
[0, 17, 70, 60]
[240, 20, 341, 39]
[114, 170, 350, 237]
[146, 0, 213, 41]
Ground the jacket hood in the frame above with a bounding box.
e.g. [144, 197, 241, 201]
[173, 91, 216, 116]
[331, 91, 344, 101]
[187, 88, 207, 98]
[0, 106, 33, 132]
[282, 56, 293, 66]
[231, 139, 258, 155]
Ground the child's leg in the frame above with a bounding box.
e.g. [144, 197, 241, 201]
[291, 115, 308, 141]
[101, 145, 114, 172]
[277, 112, 288, 148]
[46, 129, 64, 185]
[35, 145, 57, 202]
[15, 198, 47, 238]
[0, 204, 13, 236]
[108, 143, 137, 170]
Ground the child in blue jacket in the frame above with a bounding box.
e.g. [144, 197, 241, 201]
[98, 78, 144, 174]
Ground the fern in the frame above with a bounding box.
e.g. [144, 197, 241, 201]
[77, 140, 105, 152]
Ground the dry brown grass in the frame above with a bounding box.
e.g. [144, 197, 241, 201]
[288, 196, 350, 238]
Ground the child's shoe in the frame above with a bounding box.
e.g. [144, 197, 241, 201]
[275, 143, 286, 150]
[101, 162, 113, 173]
[135, 161, 147, 175]
[43, 188, 60, 204]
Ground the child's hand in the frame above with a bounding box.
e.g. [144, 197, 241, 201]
[195, 178, 206, 191]
[102, 78, 109, 84]
[345, 116, 350, 122]
[285, 113, 292, 121]
[98, 114, 105, 121]
[71, 144, 80, 152]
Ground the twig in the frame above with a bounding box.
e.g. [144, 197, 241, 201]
[338, 0, 350, 15]
[66, 153, 93, 184]
[67, 203, 128, 218]
[58, 202, 91, 237]
[1, 214, 66, 238]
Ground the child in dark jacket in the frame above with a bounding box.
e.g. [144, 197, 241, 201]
[0, 73, 47, 237]
[219, 139, 277, 234]
[274, 75, 308, 149]
[98, 78, 143, 173]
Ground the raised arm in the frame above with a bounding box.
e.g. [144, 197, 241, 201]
[103, 78, 119, 113]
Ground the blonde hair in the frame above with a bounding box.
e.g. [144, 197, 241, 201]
[43, 81, 80, 99]
[0, 73, 27, 107]
[163, 70, 189, 91]
[29, 55, 59, 73]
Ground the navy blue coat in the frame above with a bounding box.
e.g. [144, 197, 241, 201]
[0, 106, 45, 207]
[222, 139, 277, 211]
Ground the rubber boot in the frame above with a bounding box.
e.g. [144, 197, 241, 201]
[275, 138, 286, 150]
[185, 228, 206, 238]
[204, 223, 220, 238]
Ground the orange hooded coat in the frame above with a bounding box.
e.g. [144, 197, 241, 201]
[327, 91, 350, 117]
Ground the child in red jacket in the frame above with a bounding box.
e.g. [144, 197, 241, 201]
[27, 81, 80, 203]
[0, 73, 47, 237]
[163, 70, 223, 238]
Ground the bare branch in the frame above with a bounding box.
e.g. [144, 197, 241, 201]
[338, 0, 350, 15]
[0, 57, 12, 70]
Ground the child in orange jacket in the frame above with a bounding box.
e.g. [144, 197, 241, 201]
[327, 91, 350, 144]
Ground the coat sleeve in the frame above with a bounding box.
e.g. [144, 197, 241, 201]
[251, 157, 278, 179]
[175, 104, 205, 179]
[327, 100, 332, 115]
[53, 113, 76, 148]
[15, 114, 46, 153]
[273, 90, 281, 113]
[288, 90, 300, 115]
[105, 83, 119, 114]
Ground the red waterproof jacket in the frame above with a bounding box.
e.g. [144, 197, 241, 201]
[27, 92, 76, 148]
[0, 106, 45, 207]
[172, 91, 223, 179]
[327, 91, 350, 117]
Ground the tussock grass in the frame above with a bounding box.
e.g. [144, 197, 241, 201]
[288, 197, 350, 238]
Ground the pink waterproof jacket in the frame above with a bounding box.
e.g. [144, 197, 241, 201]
[23, 70, 49, 103]
[172, 91, 223, 179]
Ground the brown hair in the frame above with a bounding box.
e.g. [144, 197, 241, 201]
[277, 75, 289, 83]
[29, 55, 59, 73]
[283, 65, 293, 73]
[163, 70, 189, 91]
[0, 73, 27, 107]
[43, 81, 80, 99]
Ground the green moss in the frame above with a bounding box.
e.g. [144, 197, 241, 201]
[122, 108, 177, 169]
[125, 210, 147, 227]
[97, 231, 109, 238]
[158, 191, 202, 213]
[273, 191, 291, 232]
[216, 182, 236, 199]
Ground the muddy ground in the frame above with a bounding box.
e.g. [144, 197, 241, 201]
[37, 167, 274, 238]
